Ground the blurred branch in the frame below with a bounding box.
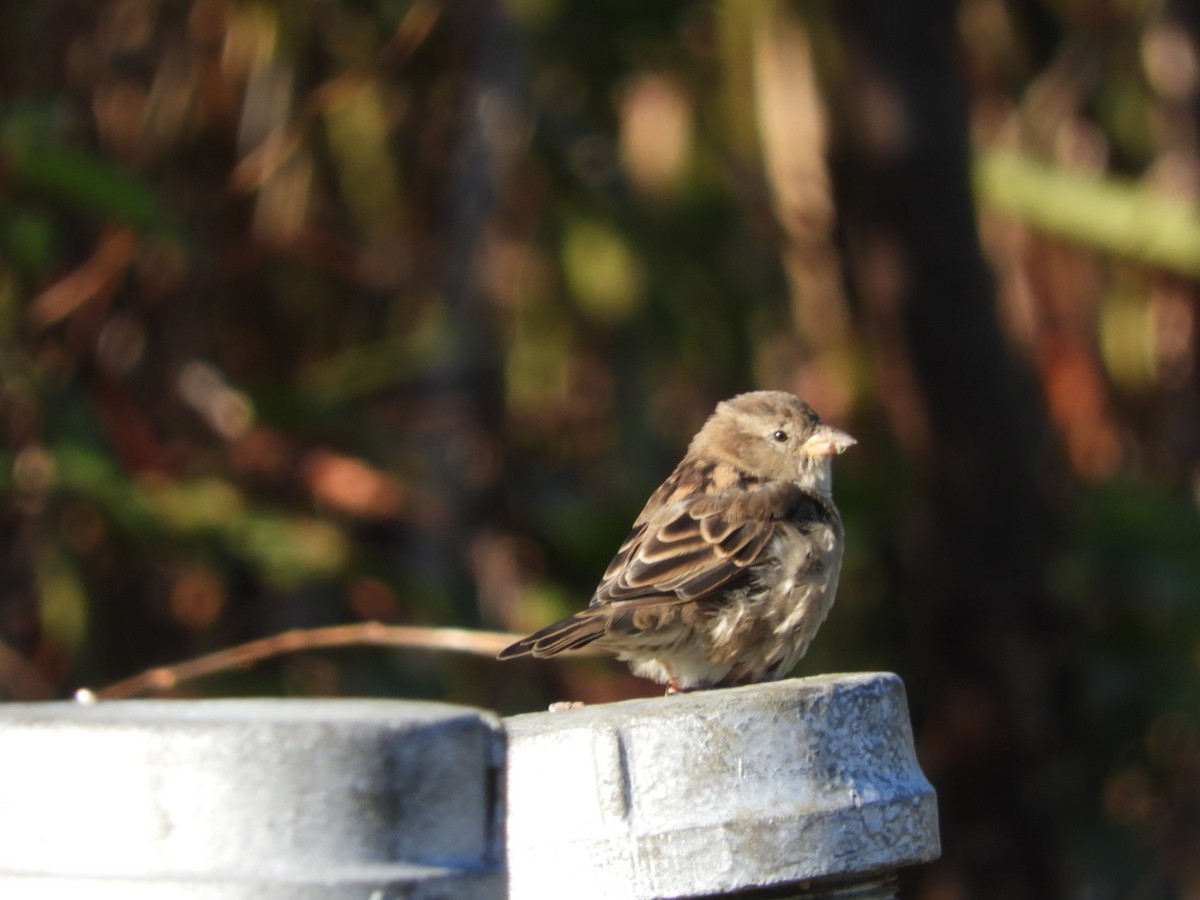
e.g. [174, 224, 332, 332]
[27, 227, 137, 328]
[976, 150, 1200, 277]
[232, 0, 442, 193]
[90, 622, 592, 699]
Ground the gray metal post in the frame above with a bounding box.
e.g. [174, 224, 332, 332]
[505, 672, 940, 899]
[0, 699, 505, 899]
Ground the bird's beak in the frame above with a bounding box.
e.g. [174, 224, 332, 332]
[801, 424, 856, 457]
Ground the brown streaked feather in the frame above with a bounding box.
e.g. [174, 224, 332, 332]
[495, 594, 688, 659]
[577, 479, 808, 616]
[593, 479, 806, 599]
[495, 608, 609, 658]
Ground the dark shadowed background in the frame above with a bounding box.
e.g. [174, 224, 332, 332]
[2, 0, 1199, 897]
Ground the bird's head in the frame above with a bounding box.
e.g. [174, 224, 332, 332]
[691, 391, 855, 495]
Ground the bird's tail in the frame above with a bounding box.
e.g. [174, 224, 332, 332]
[496, 609, 609, 659]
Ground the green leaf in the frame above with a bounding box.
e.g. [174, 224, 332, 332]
[2, 142, 180, 236]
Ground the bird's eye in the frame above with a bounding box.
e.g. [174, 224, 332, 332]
[772, 430, 789, 443]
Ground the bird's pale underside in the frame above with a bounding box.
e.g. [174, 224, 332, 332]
[499, 391, 855, 693]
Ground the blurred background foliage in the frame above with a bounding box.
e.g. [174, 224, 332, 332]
[1, 0, 1198, 896]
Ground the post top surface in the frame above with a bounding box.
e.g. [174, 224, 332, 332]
[0, 696, 501, 729]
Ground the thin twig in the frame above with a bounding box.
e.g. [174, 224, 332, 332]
[91, 622, 591, 700]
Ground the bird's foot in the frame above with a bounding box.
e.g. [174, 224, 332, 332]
[548, 700, 587, 712]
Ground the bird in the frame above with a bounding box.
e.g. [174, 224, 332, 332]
[498, 390, 855, 693]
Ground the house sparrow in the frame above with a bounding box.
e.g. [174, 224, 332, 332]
[499, 391, 855, 693]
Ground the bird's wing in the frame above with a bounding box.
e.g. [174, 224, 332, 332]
[592, 480, 809, 605]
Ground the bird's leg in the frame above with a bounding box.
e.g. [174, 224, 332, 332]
[665, 671, 708, 695]
[665, 671, 691, 695]
[660, 663, 682, 696]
